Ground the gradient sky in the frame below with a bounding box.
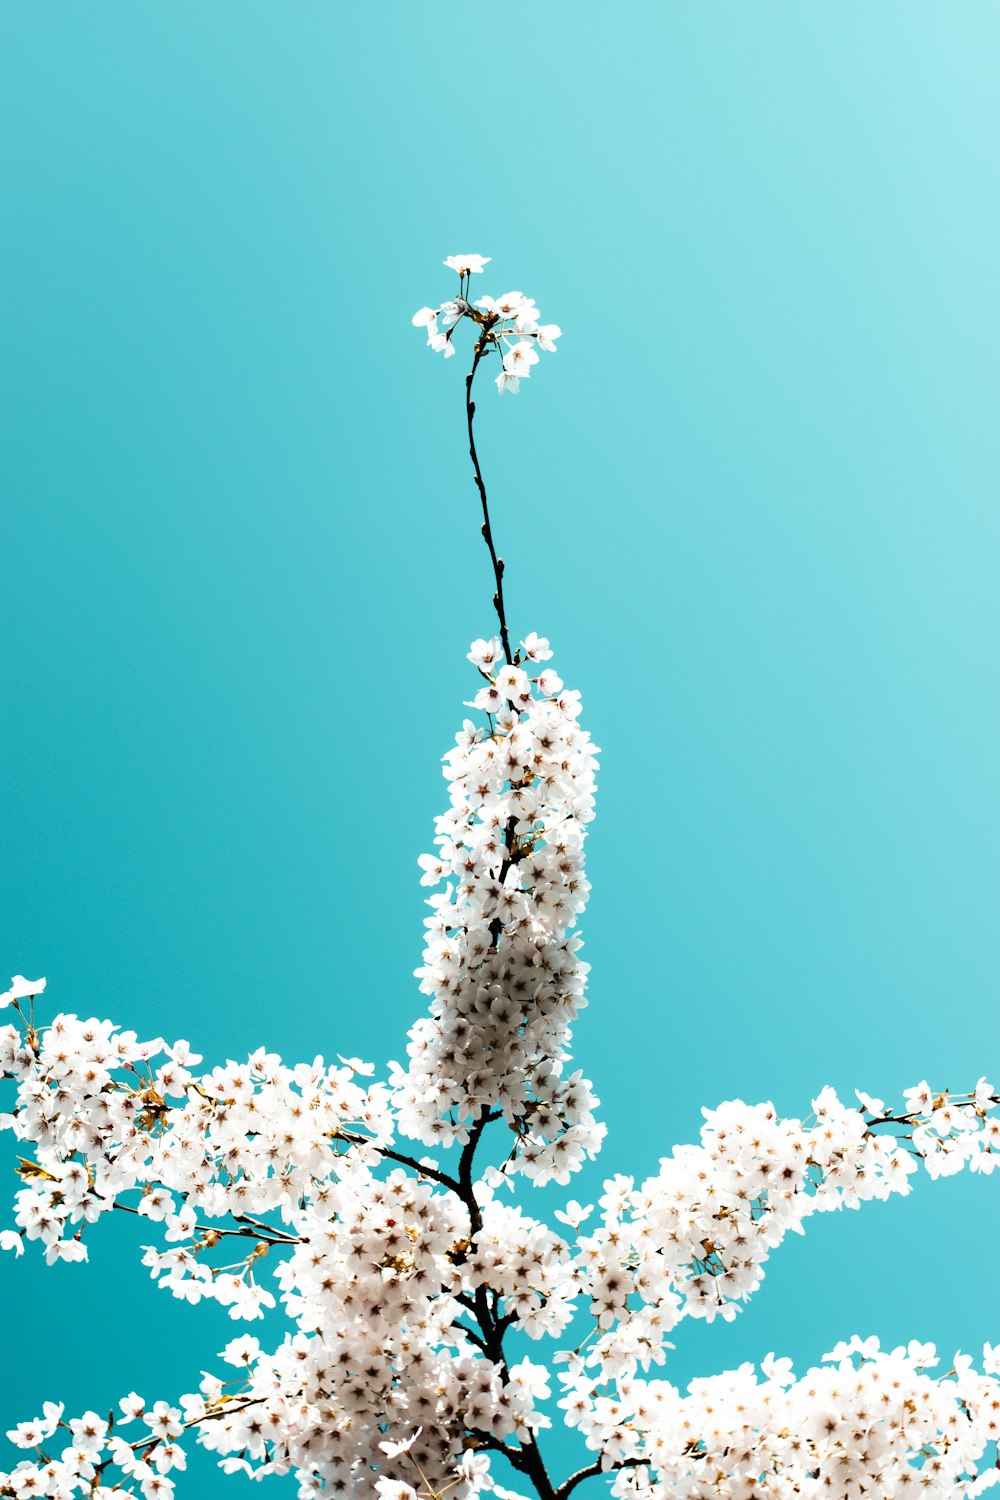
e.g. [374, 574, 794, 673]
[2, 3, 998, 1491]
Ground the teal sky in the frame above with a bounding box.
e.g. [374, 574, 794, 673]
[2, 3, 998, 1490]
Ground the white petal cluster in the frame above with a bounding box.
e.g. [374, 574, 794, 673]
[468, 1193, 577, 1340]
[412, 255, 561, 392]
[569, 1082, 999, 1379]
[391, 634, 605, 1184]
[558, 1339, 1000, 1498]
[0, 1013, 392, 1285]
[0, 1013, 548, 1493]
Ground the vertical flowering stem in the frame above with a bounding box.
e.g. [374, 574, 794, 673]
[414, 255, 561, 666]
[465, 320, 513, 666]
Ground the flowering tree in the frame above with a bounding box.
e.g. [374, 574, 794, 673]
[3, 255, 999, 1500]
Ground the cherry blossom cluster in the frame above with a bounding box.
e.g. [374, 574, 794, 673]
[2, 983, 996, 1496]
[0, 997, 393, 1290]
[860, 1076, 999, 1178]
[567, 1080, 999, 1383]
[412, 254, 561, 393]
[390, 632, 604, 1185]
[0, 992, 546, 1495]
[4, 258, 996, 1500]
[560, 1338, 1000, 1498]
[1, 1398, 535, 1500]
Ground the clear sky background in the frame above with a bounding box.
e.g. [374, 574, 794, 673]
[2, 3, 998, 1492]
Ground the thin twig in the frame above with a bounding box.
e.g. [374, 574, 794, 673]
[466, 323, 513, 666]
[556, 1457, 644, 1500]
[111, 1200, 297, 1248]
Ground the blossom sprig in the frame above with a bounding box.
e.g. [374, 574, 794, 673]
[567, 1079, 1000, 1382]
[412, 258, 562, 667]
[560, 1338, 1000, 1498]
[412, 254, 561, 394]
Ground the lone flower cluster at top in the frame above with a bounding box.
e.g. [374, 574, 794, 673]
[412, 254, 561, 393]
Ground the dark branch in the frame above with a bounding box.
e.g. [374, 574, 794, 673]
[457, 1108, 500, 1234]
[452, 1320, 490, 1355]
[556, 1457, 645, 1500]
[466, 324, 513, 666]
[337, 1131, 461, 1194]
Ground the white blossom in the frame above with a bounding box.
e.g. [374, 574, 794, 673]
[444, 254, 490, 276]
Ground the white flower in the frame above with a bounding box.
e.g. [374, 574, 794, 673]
[44, 1238, 87, 1265]
[444, 253, 490, 276]
[220, 1335, 261, 1366]
[458, 1450, 493, 1486]
[761, 1352, 795, 1386]
[503, 341, 539, 380]
[378, 1427, 422, 1458]
[146, 1402, 182, 1440]
[975, 1076, 995, 1109]
[428, 331, 457, 358]
[554, 1199, 592, 1229]
[467, 636, 504, 671]
[68, 1411, 108, 1454]
[1, 977, 45, 1008]
[520, 632, 552, 662]
[119, 1393, 146, 1423]
[490, 291, 527, 320]
[336, 1053, 375, 1076]
[903, 1079, 934, 1113]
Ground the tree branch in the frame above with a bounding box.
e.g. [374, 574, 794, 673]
[555, 1457, 644, 1500]
[466, 325, 513, 666]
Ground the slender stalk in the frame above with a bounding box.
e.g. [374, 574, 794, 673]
[465, 322, 513, 666]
